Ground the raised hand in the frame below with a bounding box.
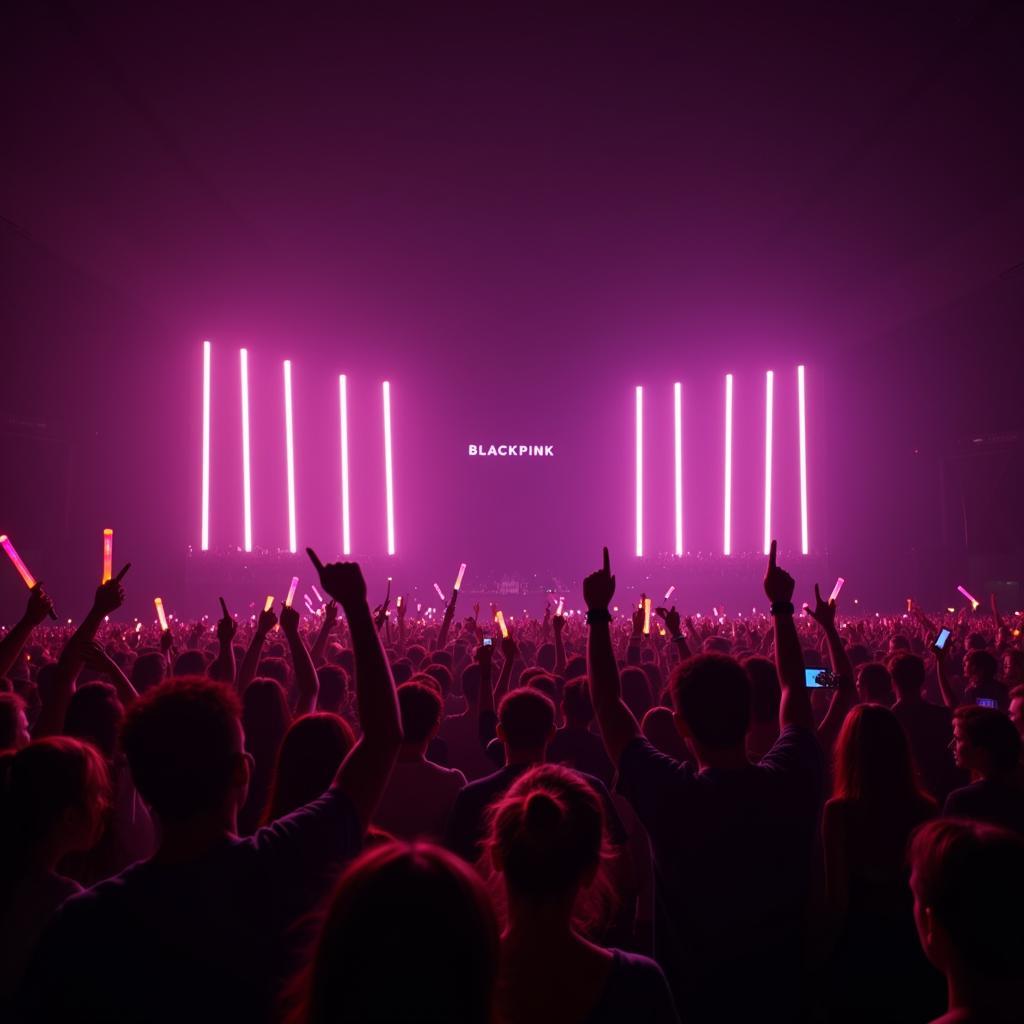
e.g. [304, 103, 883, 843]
[257, 606, 277, 635]
[93, 570, 128, 616]
[279, 603, 300, 635]
[159, 629, 173, 654]
[806, 583, 837, 631]
[655, 605, 682, 636]
[79, 638, 117, 675]
[552, 612, 565, 634]
[631, 604, 645, 636]
[26, 585, 56, 626]
[763, 540, 795, 605]
[500, 632, 518, 662]
[583, 547, 616, 611]
[216, 601, 238, 643]
[307, 547, 367, 610]
[475, 642, 494, 667]
[324, 600, 339, 627]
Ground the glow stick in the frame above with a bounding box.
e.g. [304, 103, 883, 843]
[454, 562, 467, 591]
[397, 595, 403, 608]
[635, 385, 643, 557]
[264, 595, 274, 612]
[713, 606, 719, 618]
[339, 374, 351, 555]
[556, 597, 564, 616]
[303, 593, 312, 606]
[828, 577, 845, 604]
[643, 597, 651, 635]
[383, 380, 395, 556]
[797, 365, 809, 554]
[957, 585, 980, 610]
[906, 598, 913, 612]
[201, 340, 211, 550]
[433, 582, 445, 602]
[0, 535, 36, 589]
[763, 370, 773, 556]
[154, 597, 168, 632]
[283, 360, 297, 553]
[304, 598, 315, 613]
[673, 381, 683, 556]
[664, 585, 675, 600]
[496, 610, 508, 638]
[241, 348, 253, 552]
[285, 576, 299, 607]
[102, 528, 113, 583]
[416, 602, 422, 612]
[135, 622, 142, 633]
[724, 374, 733, 555]
[311, 584, 324, 603]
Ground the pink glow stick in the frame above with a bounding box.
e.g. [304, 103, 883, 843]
[664, 585, 675, 600]
[828, 577, 845, 604]
[556, 597, 564, 617]
[434, 582, 445, 602]
[496, 610, 508, 638]
[102, 529, 113, 583]
[454, 562, 467, 591]
[957, 585, 980, 610]
[0, 535, 37, 589]
[285, 576, 299, 607]
[154, 597, 169, 632]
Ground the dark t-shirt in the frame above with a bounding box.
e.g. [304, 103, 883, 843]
[548, 726, 615, 787]
[891, 700, 966, 803]
[586, 949, 680, 1024]
[617, 726, 824, 1023]
[17, 786, 362, 1024]
[944, 779, 1024, 835]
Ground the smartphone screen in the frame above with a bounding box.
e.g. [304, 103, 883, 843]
[932, 628, 952, 651]
[483, 637, 493, 646]
[805, 667, 828, 688]
[976, 697, 997, 709]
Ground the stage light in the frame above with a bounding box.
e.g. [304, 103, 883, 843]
[102, 529, 113, 583]
[763, 370, 773, 556]
[339, 375, 351, 555]
[285, 576, 299, 607]
[241, 349, 253, 552]
[635, 385, 643, 557]
[724, 374, 733, 555]
[383, 381, 395, 556]
[664, 585, 675, 600]
[496, 610, 509, 638]
[0, 535, 36, 589]
[264, 595, 274, 612]
[673, 381, 682, 556]
[957, 585, 980, 611]
[829, 578, 845, 604]
[798, 365, 808, 554]
[454, 562, 467, 591]
[434, 582, 445, 602]
[284, 360, 297, 553]
[154, 597, 168, 632]
[201, 340, 211, 550]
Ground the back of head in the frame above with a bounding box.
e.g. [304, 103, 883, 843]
[316, 665, 349, 714]
[966, 649, 998, 683]
[173, 649, 208, 677]
[0, 692, 28, 750]
[966, 632, 988, 652]
[292, 841, 498, 1024]
[422, 663, 452, 699]
[620, 666, 653, 721]
[391, 658, 412, 685]
[890, 653, 926, 698]
[910, 819, 1024, 980]
[120, 676, 242, 823]
[744, 656, 780, 725]
[671, 654, 750, 750]
[65, 681, 123, 760]
[264, 713, 354, 823]
[526, 672, 557, 701]
[397, 681, 443, 746]
[953, 706, 1021, 773]
[536, 643, 556, 672]
[834, 703, 924, 805]
[561, 677, 593, 726]
[460, 663, 481, 704]
[131, 651, 167, 694]
[858, 662, 894, 704]
[498, 689, 555, 752]
[242, 678, 292, 753]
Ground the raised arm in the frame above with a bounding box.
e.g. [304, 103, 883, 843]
[436, 588, 458, 650]
[476, 641, 498, 749]
[309, 600, 337, 667]
[237, 606, 276, 694]
[552, 612, 567, 676]
[764, 541, 812, 731]
[585, 547, 641, 765]
[808, 583, 856, 749]
[309, 549, 402, 830]
[80, 640, 139, 705]
[494, 632, 516, 702]
[0, 586, 54, 679]
[280, 603, 319, 717]
[208, 598, 237, 684]
[934, 643, 959, 709]
[656, 605, 691, 663]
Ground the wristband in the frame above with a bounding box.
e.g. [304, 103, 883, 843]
[770, 601, 795, 616]
[586, 609, 612, 625]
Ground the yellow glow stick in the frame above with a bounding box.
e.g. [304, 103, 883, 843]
[102, 528, 113, 583]
[285, 576, 299, 607]
[496, 610, 508, 638]
[264, 595, 274, 612]
[0, 535, 37, 589]
[643, 597, 651, 634]
[454, 562, 467, 590]
[154, 597, 169, 632]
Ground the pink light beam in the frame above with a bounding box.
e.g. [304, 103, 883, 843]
[798, 364, 809, 555]
[673, 381, 683, 556]
[240, 348, 253, 552]
[724, 373, 734, 556]
[763, 370, 774, 556]
[201, 340, 211, 550]
[284, 360, 297, 553]
[339, 375, 351, 555]
[383, 381, 395, 556]
[635, 385, 643, 557]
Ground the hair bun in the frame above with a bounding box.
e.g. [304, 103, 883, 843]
[523, 790, 563, 833]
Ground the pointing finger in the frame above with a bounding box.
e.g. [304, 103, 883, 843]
[306, 547, 325, 573]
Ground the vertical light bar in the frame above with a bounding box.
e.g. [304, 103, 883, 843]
[724, 373, 734, 555]
[673, 381, 683, 556]
[240, 348, 253, 552]
[339, 374, 351, 555]
[102, 528, 113, 583]
[383, 380, 395, 556]
[635, 385, 643, 557]
[283, 359, 297, 553]
[763, 370, 774, 555]
[797, 364, 809, 554]
[201, 340, 211, 550]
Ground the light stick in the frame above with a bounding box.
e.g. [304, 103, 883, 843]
[556, 597, 564, 617]
[311, 584, 324, 603]
[383, 380, 395, 556]
[283, 360, 297, 553]
[798, 365, 809, 554]
[0, 535, 37, 589]
[643, 597, 651, 635]
[763, 370, 774, 556]
[724, 373, 733, 555]
[664, 585, 675, 600]
[102, 528, 113, 583]
[397, 595, 403, 608]
[285, 576, 299, 607]
[906, 598, 913, 612]
[454, 562, 467, 591]
[241, 348, 253, 552]
[828, 577, 845, 604]
[673, 380, 683, 556]
[135, 622, 142, 633]
[201, 340, 211, 550]
[339, 374, 351, 554]
[957, 585, 980, 610]
[434, 583, 445, 602]
[154, 597, 168, 632]
[496, 610, 508, 638]
[635, 385, 643, 557]
[264, 595, 275, 612]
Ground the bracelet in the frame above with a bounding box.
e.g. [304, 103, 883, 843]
[586, 609, 612, 625]
[770, 601, 795, 616]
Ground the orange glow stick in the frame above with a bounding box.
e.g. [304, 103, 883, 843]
[102, 529, 113, 583]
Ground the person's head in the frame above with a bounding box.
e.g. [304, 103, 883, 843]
[964, 649, 998, 686]
[120, 676, 250, 825]
[620, 666, 653, 721]
[743, 656, 780, 726]
[0, 692, 30, 750]
[561, 677, 593, 728]
[847, 643, 871, 668]
[256, 656, 290, 689]
[1009, 685, 1024, 739]
[316, 665, 349, 714]
[535, 642, 556, 672]
[951, 706, 1021, 778]
[391, 658, 412, 685]
[289, 841, 498, 1024]
[497, 689, 556, 760]
[264, 713, 355, 823]
[670, 654, 750, 755]
[130, 651, 166, 694]
[888, 634, 911, 656]
[857, 662, 894, 704]
[488, 764, 609, 924]
[405, 644, 426, 669]
[966, 631, 988, 652]
[64, 681, 123, 761]
[422, 663, 451, 700]
[397, 681, 443, 752]
[833, 703, 928, 805]
[173, 649, 207, 677]
[526, 672, 557, 702]
[1001, 650, 1024, 686]
[460, 663, 481, 704]
[890, 653, 927, 701]
[909, 819, 1024, 993]
[242, 678, 292, 755]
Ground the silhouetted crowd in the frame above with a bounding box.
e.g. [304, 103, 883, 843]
[2, 544, 1023, 1023]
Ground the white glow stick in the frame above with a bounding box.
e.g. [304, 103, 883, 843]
[763, 370, 773, 556]
[724, 373, 733, 556]
[957, 585, 980, 610]
[285, 576, 299, 607]
[264, 594, 274, 612]
[664, 585, 675, 600]
[673, 381, 683, 556]
[798, 365, 809, 555]
[154, 597, 169, 632]
[0, 535, 37, 589]
[643, 597, 651, 635]
[312, 584, 324, 604]
[283, 360, 297, 553]
[339, 374, 351, 554]
[102, 528, 113, 583]
[496, 610, 508, 638]
[454, 562, 467, 591]
[713, 606, 719, 618]
[135, 622, 142, 633]
[434, 582, 445, 602]
[201, 340, 211, 551]
[382, 381, 395, 556]
[635, 385, 643, 557]
[241, 348, 253, 552]
[828, 577, 845, 604]
[556, 597, 564, 617]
